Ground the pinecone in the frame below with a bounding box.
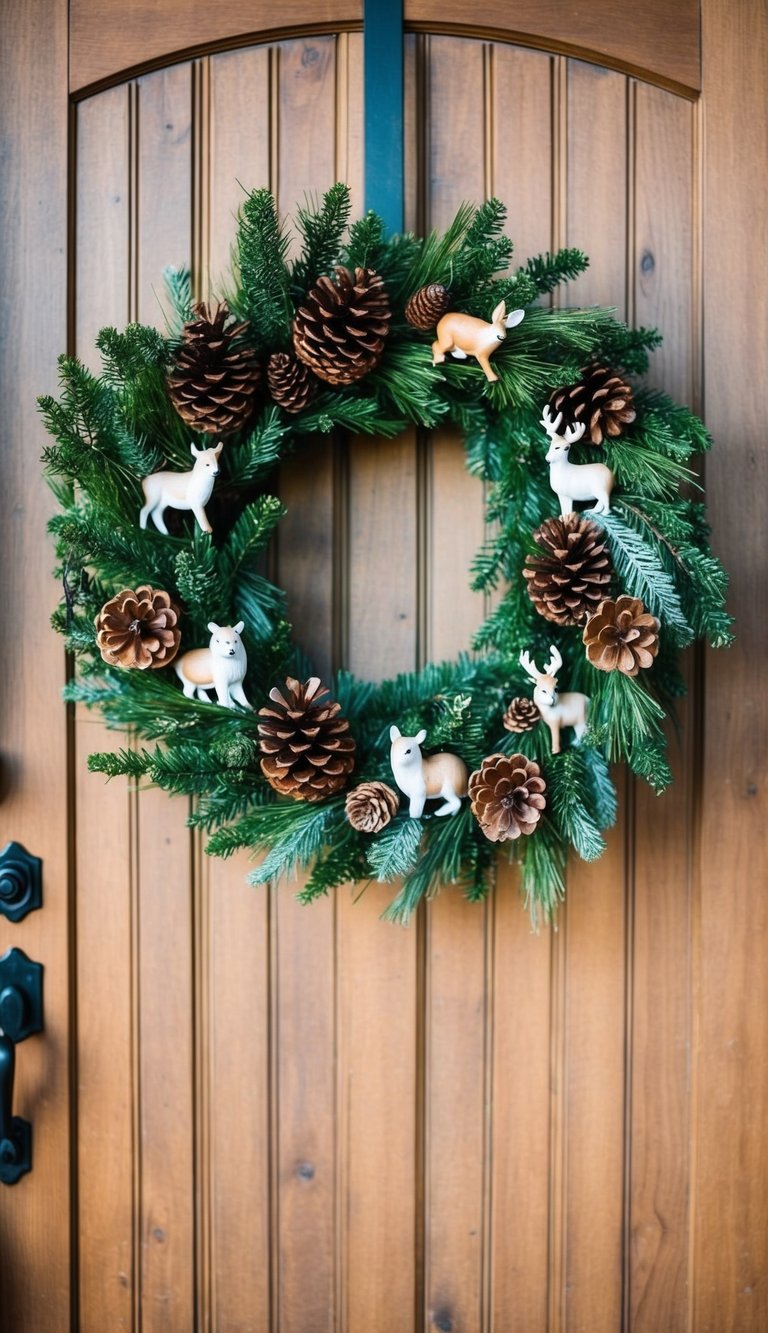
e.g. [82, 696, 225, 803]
[583, 595, 660, 676]
[167, 301, 261, 434]
[547, 362, 636, 445]
[468, 753, 547, 843]
[524, 514, 613, 626]
[345, 780, 400, 833]
[266, 351, 318, 414]
[258, 676, 356, 801]
[95, 586, 181, 669]
[292, 266, 391, 386]
[404, 282, 451, 330]
[503, 697, 541, 734]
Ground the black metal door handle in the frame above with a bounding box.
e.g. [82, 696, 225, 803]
[0, 951, 43, 1186]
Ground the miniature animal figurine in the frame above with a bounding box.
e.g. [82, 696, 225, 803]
[174, 621, 252, 710]
[432, 301, 525, 383]
[389, 725, 469, 818]
[541, 404, 614, 516]
[518, 645, 589, 755]
[140, 441, 223, 535]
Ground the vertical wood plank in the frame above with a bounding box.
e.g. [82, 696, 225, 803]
[490, 876, 552, 1332]
[206, 45, 273, 1333]
[486, 44, 558, 1333]
[421, 34, 489, 1333]
[273, 34, 345, 1333]
[0, 2, 70, 1327]
[697, 2, 768, 1328]
[135, 66, 196, 1331]
[74, 85, 136, 1333]
[561, 61, 630, 1333]
[629, 81, 696, 1333]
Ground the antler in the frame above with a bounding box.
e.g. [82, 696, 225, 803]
[519, 648, 542, 681]
[543, 645, 562, 678]
[563, 420, 586, 446]
[540, 404, 562, 438]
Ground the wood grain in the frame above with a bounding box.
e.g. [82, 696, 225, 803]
[697, 2, 768, 1328]
[74, 84, 137, 1333]
[206, 47, 274, 1332]
[629, 81, 696, 1333]
[406, 0, 700, 96]
[560, 62, 630, 1333]
[0, 1, 70, 1327]
[70, 0, 362, 95]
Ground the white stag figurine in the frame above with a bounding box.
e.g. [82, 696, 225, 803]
[432, 300, 525, 383]
[519, 646, 589, 755]
[541, 404, 614, 516]
[140, 440, 223, 535]
[389, 726, 468, 818]
[174, 621, 252, 710]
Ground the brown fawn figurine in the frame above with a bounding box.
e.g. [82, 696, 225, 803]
[432, 301, 525, 383]
[389, 726, 468, 818]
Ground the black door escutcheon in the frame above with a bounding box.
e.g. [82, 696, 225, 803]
[0, 841, 43, 923]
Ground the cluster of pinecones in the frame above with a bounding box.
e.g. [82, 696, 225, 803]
[167, 266, 394, 433]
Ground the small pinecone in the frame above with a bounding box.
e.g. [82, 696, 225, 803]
[266, 351, 318, 414]
[524, 514, 613, 626]
[548, 362, 636, 445]
[404, 282, 451, 330]
[292, 266, 391, 385]
[345, 780, 400, 833]
[258, 676, 356, 801]
[468, 753, 547, 843]
[95, 586, 181, 669]
[583, 595, 660, 676]
[167, 301, 261, 434]
[503, 697, 541, 734]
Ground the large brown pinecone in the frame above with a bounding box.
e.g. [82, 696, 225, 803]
[524, 514, 613, 626]
[95, 586, 181, 669]
[583, 595, 660, 676]
[345, 780, 400, 833]
[404, 282, 451, 330]
[266, 351, 318, 414]
[547, 362, 636, 446]
[503, 697, 541, 734]
[167, 301, 261, 434]
[468, 753, 547, 843]
[258, 676, 356, 801]
[292, 266, 391, 386]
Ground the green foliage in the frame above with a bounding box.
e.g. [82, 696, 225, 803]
[41, 186, 731, 927]
[292, 183, 352, 296]
[235, 187, 293, 349]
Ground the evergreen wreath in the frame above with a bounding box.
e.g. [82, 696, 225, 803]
[42, 185, 732, 924]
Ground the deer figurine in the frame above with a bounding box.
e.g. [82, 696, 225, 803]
[519, 646, 589, 755]
[389, 726, 468, 818]
[541, 405, 614, 516]
[174, 621, 252, 710]
[432, 300, 525, 383]
[139, 440, 223, 535]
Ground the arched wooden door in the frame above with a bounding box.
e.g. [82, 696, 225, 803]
[1, 4, 766, 1331]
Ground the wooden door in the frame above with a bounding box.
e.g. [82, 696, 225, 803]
[1, 3, 766, 1330]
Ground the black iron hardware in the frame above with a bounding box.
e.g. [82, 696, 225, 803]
[0, 841, 43, 923]
[0, 949, 43, 1185]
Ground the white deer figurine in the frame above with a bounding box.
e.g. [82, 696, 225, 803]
[541, 404, 614, 516]
[519, 646, 589, 755]
[174, 621, 252, 710]
[432, 301, 525, 383]
[389, 726, 468, 818]
[139, 441, 223, 535]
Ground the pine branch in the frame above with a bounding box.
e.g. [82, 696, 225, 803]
[366, 816, 423, 882]
[521, 248, 589, 295]
[292, 183, 352, 296]
[516, 818, 567, 926]
[547, 750, 607, 860]
[592, 510, 694, 645]
[162, 265, 194, 336]
[236, 188, 293, 350]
